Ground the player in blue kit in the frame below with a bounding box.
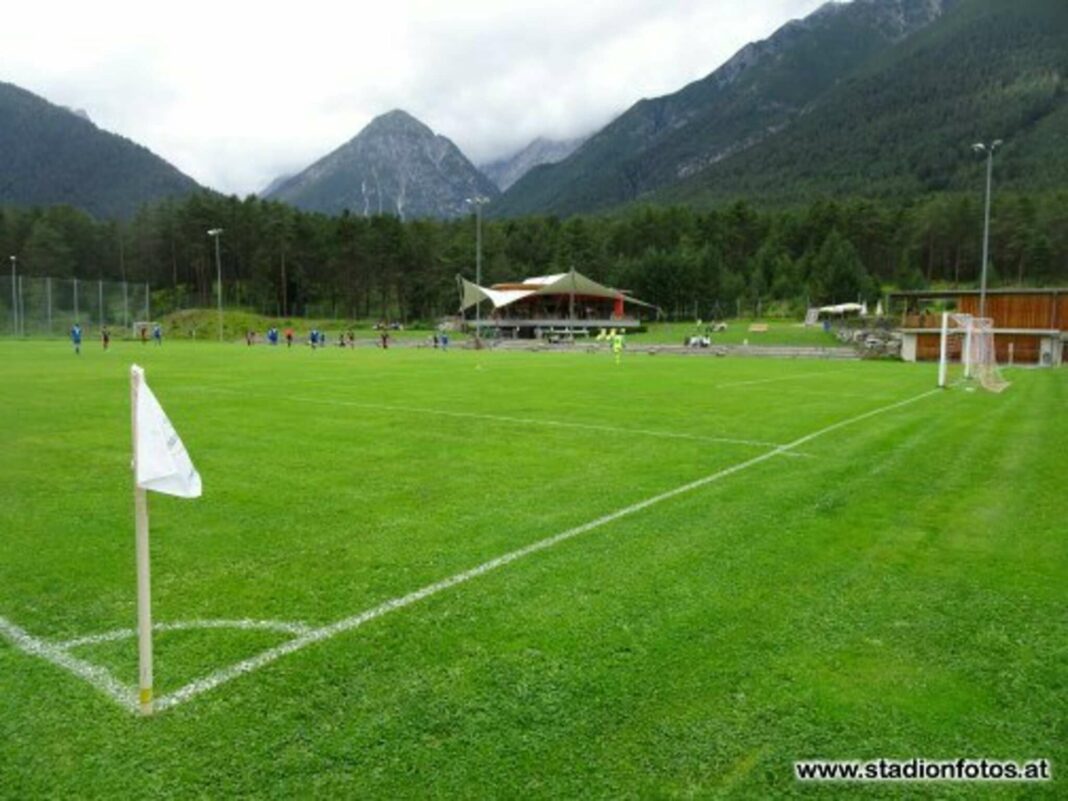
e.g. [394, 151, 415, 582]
[70, 322, 82, 355]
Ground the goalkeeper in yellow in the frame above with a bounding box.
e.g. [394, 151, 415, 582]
[611, 329, 625, 365]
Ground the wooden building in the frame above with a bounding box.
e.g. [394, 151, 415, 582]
[889, 288, 1067, 366]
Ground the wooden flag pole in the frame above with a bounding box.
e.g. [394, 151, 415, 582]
[130, 366, 154, 715]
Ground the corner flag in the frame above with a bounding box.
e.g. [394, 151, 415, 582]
[132, 365, 201, 498]
[130, 364, 201, 715]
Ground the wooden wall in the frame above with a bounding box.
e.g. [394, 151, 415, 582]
[916, 333, 1041, 363]
[959, 292, 1063, 330]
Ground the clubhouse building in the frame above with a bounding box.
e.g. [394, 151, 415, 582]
[458, 270, 658, 338]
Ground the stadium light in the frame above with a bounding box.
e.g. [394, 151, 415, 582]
[207, 228, 224, 341]
[973, 140, 1002, 320]
[9, 255, 16, 337]
[465, 197, 489, 340]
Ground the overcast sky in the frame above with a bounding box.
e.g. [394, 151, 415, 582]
[3, 0, 827, 195]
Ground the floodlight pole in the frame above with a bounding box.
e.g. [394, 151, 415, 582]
[208, 228, 224, 341]
[9, 256, 17, 337]
[973, 140, 1002, 320]
[466, 197, 489, 340]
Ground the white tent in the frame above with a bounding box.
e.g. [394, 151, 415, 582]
[458, 270, 657, 311]
[817, 302, 865, 315]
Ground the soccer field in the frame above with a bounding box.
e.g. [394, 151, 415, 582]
[1, 341, 1064, 798]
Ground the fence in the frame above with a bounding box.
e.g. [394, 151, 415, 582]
[2, 276, 151, 337]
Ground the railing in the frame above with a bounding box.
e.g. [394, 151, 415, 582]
[902, 313, 944, 329]
[480, 317, 641, 327]
[3, 276, 151, 337]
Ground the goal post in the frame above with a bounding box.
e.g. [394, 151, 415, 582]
[938, 312, 1009, 393]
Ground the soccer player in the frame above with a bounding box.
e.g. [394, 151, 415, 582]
[612, 330, 624, 365]
[70, 322, 82, 355]
[101, 325, 111, 351]
[153, 323, 162, 346]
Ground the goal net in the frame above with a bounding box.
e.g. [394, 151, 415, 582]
[938, 312, 1009, 393]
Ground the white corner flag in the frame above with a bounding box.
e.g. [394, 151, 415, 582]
[130, 364, 201, 715]
[133, 365, 202, 498]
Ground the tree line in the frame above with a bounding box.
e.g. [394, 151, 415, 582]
[1, 190, 1066, 323]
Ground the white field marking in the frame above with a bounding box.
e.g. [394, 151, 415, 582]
[149, 386, 942, 713]
[713, 368, 851, 389]
[778, 387, 900, 402]
[190, 384, 804, 454]
[0, 388, 940, 714]
[57, 618, 313, 650]
[0, 615, 136, 713]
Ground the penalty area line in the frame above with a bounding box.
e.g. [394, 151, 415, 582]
[152, 386, 942, 713]
[55, 618, 314, 650]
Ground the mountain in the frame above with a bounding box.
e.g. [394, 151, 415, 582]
[480, 136, 586, 191]
[266, 110, 499, 219]
[259, 173, 293, 197]
[493, 0, 956, 217]
[0, 81, 202, 219]
[656, 0, 1068, 206]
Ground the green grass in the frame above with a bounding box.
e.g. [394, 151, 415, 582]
[0, 341, 1064, 798]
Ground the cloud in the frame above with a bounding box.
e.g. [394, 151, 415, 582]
[1, 0, 827, 195]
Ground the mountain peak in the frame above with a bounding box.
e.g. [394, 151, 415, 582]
[366, 108, 430, 131]
[480, 135, 588, 191]
[267, 110, 498, 219]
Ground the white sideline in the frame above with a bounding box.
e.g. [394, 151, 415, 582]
[194, 385, 802, 453]
[0, 616, 137, 713]
[713, 368, 849, 389]
[0, 388, 941, 714]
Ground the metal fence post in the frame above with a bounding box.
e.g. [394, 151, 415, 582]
[17, 276, 24, 337]
[46, 277, 52, 333]
[123, 280, 129, 329]
[144, 283, 150, 321]
[99, 279, 104, 326]
[74, 277, 79, 323]
[9, 269, 16, 337]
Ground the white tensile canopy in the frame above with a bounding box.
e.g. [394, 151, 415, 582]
[458, 270, 656, 311]
[817, 302, 865, 315]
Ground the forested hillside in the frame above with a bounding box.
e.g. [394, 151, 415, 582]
[3, 190, 1065, 323]
[493, 0, 955, 217]
[0, 82, 201, 219]
[658, 0, 1068, 207]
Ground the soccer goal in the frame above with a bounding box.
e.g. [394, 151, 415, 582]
[937, 312, 1009, 393]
